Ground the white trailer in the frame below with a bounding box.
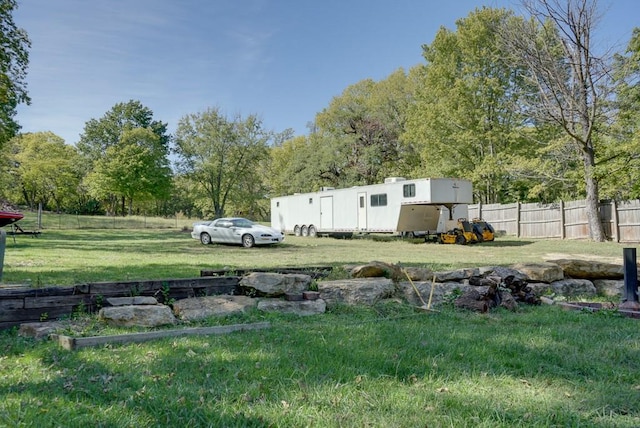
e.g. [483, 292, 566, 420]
[270, 177, 473, 238]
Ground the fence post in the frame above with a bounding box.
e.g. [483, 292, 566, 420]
[516, 202, 521, 238]
[560, 200, 565, 240]
[612, 200, 620, 243]
[620, 248, 639, 310]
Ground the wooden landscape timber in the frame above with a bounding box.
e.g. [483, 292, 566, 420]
[0, 276, 240, 329]
[56, 321, 272, 350]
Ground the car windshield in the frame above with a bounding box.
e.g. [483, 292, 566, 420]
[231, 219, 253, 228]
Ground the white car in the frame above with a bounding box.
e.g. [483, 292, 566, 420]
[191, 217, 284, 248]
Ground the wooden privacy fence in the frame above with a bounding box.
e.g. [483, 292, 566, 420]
[469, 199, 640, 242]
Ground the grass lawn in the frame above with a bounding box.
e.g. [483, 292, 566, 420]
[0, 229, 639, 427]
[1, 229, 634, 286]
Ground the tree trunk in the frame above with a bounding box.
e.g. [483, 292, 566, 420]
[582, 146, 606, 242]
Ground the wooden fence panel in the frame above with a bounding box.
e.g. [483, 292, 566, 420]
[520, 202, 563, 239]
[562, 200, 589, 239]
[616, 200, 640, 242]
[470, 198, 640, 242]
[470, 203, 519, 236]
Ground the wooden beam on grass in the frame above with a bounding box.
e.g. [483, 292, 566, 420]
[56, 321, 271, 350]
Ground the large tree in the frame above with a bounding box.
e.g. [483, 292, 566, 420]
[0, 0, 30, 148]
[84, 128, 172, 215]
[604, 28, 640, 200]
[314, 69, 417, 186]
[174, 108, 271, 218]
[404, 7, 533, 204]
[10, 132, 82, 211]
[501, 0, 611, 241]
[77, 100, 172, 215]
[77, 100, 170, 164]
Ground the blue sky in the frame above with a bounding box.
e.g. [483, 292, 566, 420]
[13, 0, 639, 146]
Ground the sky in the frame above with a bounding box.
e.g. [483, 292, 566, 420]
[13, 0, 640, 146]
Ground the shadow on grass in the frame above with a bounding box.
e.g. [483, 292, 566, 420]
[1, 306, 637, 426]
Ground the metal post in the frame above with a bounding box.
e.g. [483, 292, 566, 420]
[620, 247, 640, 310]
[0, 228, 6, 281]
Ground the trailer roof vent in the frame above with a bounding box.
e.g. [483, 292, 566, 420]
[384, 177, 406, 183]
[320, 186, 335, 191]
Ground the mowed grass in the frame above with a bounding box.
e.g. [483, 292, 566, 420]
[1, 303, 639, 427]
[1, 228, 635, 286]
[1, 229, 639, 427]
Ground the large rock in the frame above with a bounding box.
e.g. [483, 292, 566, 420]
[317, 278, 395, 308]
[172, 295, 257, 321]
[433, 268, 479, 283]
[397, 281, 470, 307]
[550, 279, 597, 297]
[547, 259, 624, 279]
[400, 266, 434, 282]
[527, 282, 553, 297]
[511, 263, 564, 283]
[478, 266, 529, 282]
[257, 299, 326, 316]
[592, 279, 625, 298]
[239, 272, 311, 296]
[350, 261, 402, 280]
[18, 322, 64, 339]
[98, 305, 176, 327]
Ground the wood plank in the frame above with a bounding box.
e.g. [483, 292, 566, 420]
[56, 321, 271, 350]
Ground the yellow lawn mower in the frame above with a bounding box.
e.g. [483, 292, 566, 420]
[438, 218, 494, 245]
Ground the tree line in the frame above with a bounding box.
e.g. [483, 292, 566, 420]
[1, 0, 639, 242]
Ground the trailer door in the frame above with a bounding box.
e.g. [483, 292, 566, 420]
[357, 192, 367, 231]
[320, 196, 333, 230]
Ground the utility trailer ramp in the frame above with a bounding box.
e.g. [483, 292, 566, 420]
[396, 204, 441, 233]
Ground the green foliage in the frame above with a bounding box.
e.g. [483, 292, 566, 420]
[77, 99, 170, 162]
[85, 128, 172, 215]
[76, 100, 172, 216]
[0, 0, 30, 148]
[174, 108, 271, 218]
[314, 69, 418, 186]
[7, 132, 83, 211]
[405, 8, 533, 204]
[602, 28, 640, 200]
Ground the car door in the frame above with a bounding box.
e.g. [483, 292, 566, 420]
[209, 219, 233, 243]
[227, 218, 248, 244]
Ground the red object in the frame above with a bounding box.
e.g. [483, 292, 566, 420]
[0, 211, 23, 227]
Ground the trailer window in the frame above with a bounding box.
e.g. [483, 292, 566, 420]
[403, 184, 416, 198]
[371, 193, 387, 207]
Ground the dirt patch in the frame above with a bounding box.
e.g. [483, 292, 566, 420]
[544, 253, 622, 264]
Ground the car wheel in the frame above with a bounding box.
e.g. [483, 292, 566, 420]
[242, 234, 255, 248]
[200, 232, 212, 245]
[308, 225, 317, 237]
[294, 225, 301, 236]
[455, 233, 466, 245]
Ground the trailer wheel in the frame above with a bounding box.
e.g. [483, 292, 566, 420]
[294, 225, 301, 236]
[301, 225, 309, 236]
[308, 225, 317, 237]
